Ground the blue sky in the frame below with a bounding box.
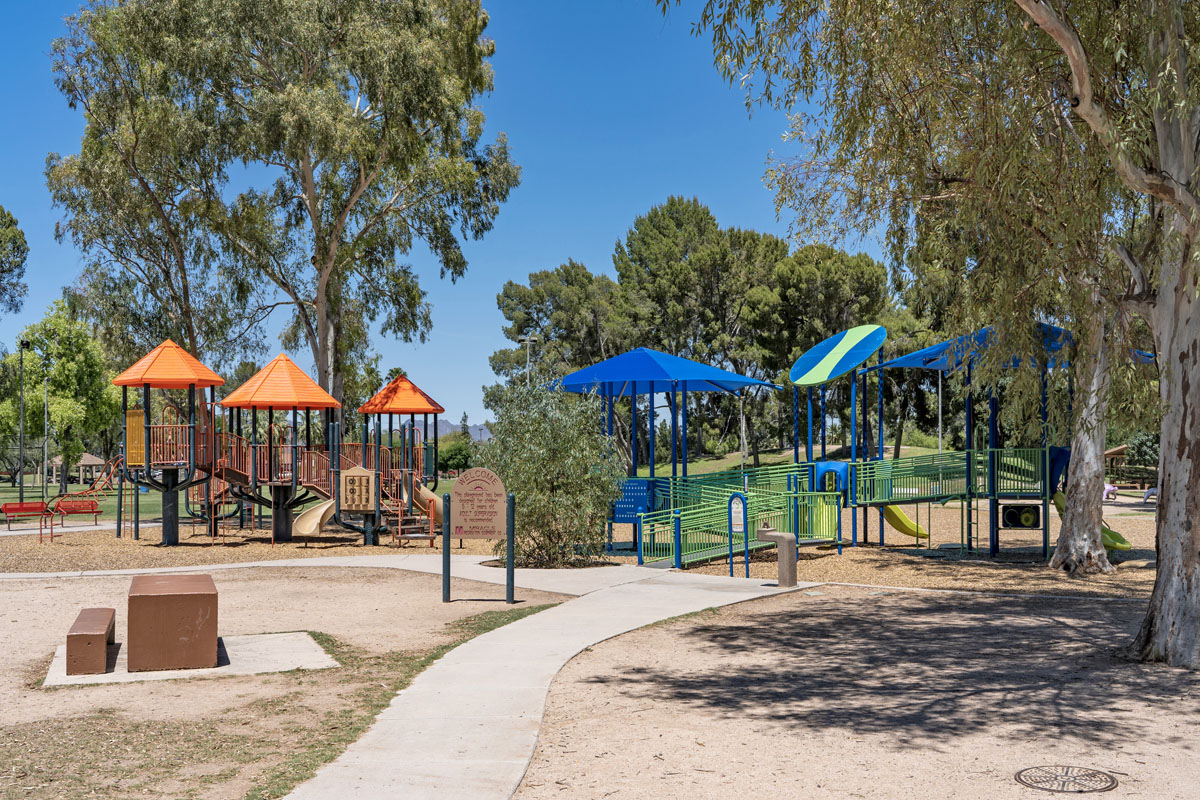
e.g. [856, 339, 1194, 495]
[0, 1, 877, 424]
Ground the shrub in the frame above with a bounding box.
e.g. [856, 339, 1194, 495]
[474, 385, 623, 567]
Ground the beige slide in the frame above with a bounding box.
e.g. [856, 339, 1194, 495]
[293, 499, 337, 537]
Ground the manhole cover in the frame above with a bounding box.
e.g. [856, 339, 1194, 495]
[1015, 766, 1118, 793]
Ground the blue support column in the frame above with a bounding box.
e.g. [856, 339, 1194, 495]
[806, 387, 813, 463]
[648, 389, 656, 479]
[672, 509, 682, 569]
[850, 375, 857, 546]
[820, 385, 827, 458]
[988, 388, 999, 557]
[669, 385, 678, 479]
[630, 382, 637, 478]
[793, 386, 800, 464]
[1041, 365, 1050, 559]
[877, 358, 885, 542]
[862, 371, 869, 544]
[966, 362, 974, 551]
[681, 383, 689, 478]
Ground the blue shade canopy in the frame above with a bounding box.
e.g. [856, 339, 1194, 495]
[869, 323, 1155, 372]
[790, 325, 887, 386]
[555, 348, 778, 396]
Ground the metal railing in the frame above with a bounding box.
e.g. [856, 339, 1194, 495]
[638, 489, 842, 567]
[854, 451, 971, 505]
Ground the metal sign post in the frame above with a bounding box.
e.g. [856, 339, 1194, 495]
[728, 492, 748, 578]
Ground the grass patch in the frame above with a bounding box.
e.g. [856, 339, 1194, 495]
[0, 605, 557, 800]
[244, 604, 556, 800]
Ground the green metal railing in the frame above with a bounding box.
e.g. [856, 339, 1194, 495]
[853, 448, 1049, 506]
[651, 462, 811, 514]
[854, 451, 971, 505]
[638, 488, 841, 568]
[984, 448, 1047, 495]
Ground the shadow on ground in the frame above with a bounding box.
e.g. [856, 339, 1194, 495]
[584, 592, 1199, 754]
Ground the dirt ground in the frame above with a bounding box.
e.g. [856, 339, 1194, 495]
[0, 567, 566, 799]
[0, 520, 507, 574]
[517, 585, 1200, 800]
[611, 497, 1160, 599]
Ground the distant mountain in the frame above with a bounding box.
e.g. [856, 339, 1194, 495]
[432, 417, 492, 442]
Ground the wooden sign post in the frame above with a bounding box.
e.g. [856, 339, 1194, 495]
[444, 468, 515, 604]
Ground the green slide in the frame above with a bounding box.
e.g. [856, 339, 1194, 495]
[882, 505, 930, 539]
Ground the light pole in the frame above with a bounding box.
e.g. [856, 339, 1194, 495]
[17, 339, 30, 502]
[518, 335, 538, 387]
[42, 367, 49, 502]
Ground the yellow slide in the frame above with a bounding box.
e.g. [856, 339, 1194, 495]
[882, 505, 930, 539]
[1051, 492, 1131, 551]
[293, 499, 336, 537]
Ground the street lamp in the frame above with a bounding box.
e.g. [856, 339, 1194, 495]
[42, 364, 49, 502]
[17, 339, 30, 502]
[518, 335, 538, 387]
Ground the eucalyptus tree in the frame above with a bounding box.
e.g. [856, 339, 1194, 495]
[47, 2, 261, 369]
[672, 0, 1200, 666]
[143, 0, 520, 407]
[0, 206, 28, 320]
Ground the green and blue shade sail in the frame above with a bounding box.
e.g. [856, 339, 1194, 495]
[789, 325, 887, 387]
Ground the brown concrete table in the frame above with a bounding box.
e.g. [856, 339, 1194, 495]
[128, 574, 218, 672]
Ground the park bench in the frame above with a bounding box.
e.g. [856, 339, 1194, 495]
[1, 501, 52, 540]
[66, 607, 116, 675]
[53, 498, 101, 528]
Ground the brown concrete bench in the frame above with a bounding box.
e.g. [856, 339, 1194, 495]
[66, 607, 116, 675]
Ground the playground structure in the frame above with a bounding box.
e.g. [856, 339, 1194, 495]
[109, 341, 444, 546]
[572, 325, 1146, 573]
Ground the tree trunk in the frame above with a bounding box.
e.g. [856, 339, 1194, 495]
[1130, 250, 1200, 666]
[1050, 307, 1115, 575]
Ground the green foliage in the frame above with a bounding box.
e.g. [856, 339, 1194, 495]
[437, 432, 473, 473]
[1127, 431, 1159, 468]
[47, 3, 261, 369]
[179, 0, 518, 402]
[474, 385, 623, 568]
[0, 205, 28, 318]
[0, 302, 117, 490]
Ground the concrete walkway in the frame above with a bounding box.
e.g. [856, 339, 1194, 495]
[1, 554, 806, 799]
[0, 554, 657, 596]
[287, 567, 807, 800]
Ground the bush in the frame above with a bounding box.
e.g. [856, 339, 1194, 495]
[475, 385, 623, 567]
[1126, 430, 1159, 467]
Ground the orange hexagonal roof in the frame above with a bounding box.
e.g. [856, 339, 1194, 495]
[220, 354, 340, 410]
[358, 374, 445, 415]
[112, 339, 225, 389]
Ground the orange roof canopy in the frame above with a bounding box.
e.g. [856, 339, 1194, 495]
[358, 373, 445, 415]
[220, 354, 340, 410]
[113, 339, 225, 390]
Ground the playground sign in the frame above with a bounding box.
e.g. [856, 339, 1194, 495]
[450, 468, 507, 539]
[340, 466, 375, 513]
[729, 495, 745, 533]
